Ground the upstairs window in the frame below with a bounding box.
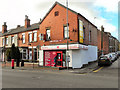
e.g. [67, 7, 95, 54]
[11, 36, 14, 44]
[22, 34, 25, 44]
[33, 32, 37, 42]
[64, 26, 69, 39]
[89, 31, 91, 42]
[39, 34, 44, 40]
[2, 38, 5, 46]
[6, 37, 8, 45]
[29, 33, 32, 42]
[46, 29, 50, 41]
[55, 11, 59, 16]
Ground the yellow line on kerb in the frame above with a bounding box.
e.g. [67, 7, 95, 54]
[93, 67, 103, 72]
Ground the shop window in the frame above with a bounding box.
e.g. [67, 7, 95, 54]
[33, 32, 37, 42]
[29, 49, 32, 60]
[29, 33, 32, 42]
[64, 26, 69, 39]
[22, 49, 27, 60]
[46, 29, 50, 41]
[55, 11, 59, 16]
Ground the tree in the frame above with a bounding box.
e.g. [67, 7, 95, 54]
[10, 44, 16, 60]
[16, 47, 20, 67]
[10, 44, 21, 67]
[5, 49, 11, 61]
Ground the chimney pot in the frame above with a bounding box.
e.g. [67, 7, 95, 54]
[17, 25, 21, 28]
[4, 22, 6, 25]
[25, 15, 28, 19]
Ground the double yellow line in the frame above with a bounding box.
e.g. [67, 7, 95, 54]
[93, 67, 103, 72]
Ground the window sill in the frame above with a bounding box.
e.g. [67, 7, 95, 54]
[32, 41, 37, 42]
[64, 38, 70, 40]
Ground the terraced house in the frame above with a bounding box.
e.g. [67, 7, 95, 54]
[1, 16, 40, 62]
[0, 2, 119, 68]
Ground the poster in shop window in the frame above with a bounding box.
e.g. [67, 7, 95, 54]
[79, 20, 83, 43]
[44, 51, 57, 67]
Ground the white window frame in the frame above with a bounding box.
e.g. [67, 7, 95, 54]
[33, 32, 37, 42]
[29, 33, 32, 42]
[11, 36, 14, 44]
[89, 31, 91, 42]
[22, 33, 25, 44]
[46, 29, 50, 40]
[6, 37, 8, 45]
[64, 26, 69, 39]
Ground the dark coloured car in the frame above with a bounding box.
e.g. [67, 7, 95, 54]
[98, 55, 112, 66]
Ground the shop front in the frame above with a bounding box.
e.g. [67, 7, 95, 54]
[39, 44, 97, 68]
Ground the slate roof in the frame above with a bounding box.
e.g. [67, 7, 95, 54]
[2, 23, 40, 36]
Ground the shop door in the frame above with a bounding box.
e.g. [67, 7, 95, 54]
[56, 51, 63, 67]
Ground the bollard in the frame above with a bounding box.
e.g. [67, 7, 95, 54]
[11, 59, 14, 69]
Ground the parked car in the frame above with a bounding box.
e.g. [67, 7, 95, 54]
[108, 53, 117, 61]
[115, 52, 119, 59]
[117, 51, 120, 56]
[98, 55, 112, 66]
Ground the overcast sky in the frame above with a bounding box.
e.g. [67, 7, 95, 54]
[0, 0, 119, 39]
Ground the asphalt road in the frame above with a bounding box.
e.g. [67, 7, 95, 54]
[2, 58, 119, 88]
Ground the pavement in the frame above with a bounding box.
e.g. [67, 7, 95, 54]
[2, 60, 99, 74]
[1, 57, 119, 75]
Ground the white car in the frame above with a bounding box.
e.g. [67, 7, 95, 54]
[108, 53, 116, 61]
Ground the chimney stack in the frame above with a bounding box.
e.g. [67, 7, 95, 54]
[101, 25, 104, 32]
[25, 15, 30, 28]
[17, 25, 21, 28]
[2, 22, 7, 33]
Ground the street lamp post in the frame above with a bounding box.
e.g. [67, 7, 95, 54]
[66, 0, 69, 70]
[101, 25, 104, 55]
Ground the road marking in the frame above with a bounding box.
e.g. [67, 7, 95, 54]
[93, 67, 103, 72]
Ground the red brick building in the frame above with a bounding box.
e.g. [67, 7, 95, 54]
[38, 2, 98, 68]
[38, 2, 98, 47]
[1, 1, 119, 68]
[1, 15, 40, 62]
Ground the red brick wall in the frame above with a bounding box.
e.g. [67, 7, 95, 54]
[78, 16, 98, 46]
[18, 29, 39, 47]
[97, 30, 109, 55]
[97, 30, 101, 52]
[39, 4, 78, 46]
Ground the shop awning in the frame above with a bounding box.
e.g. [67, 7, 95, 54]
[41, 44, 88, 50]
